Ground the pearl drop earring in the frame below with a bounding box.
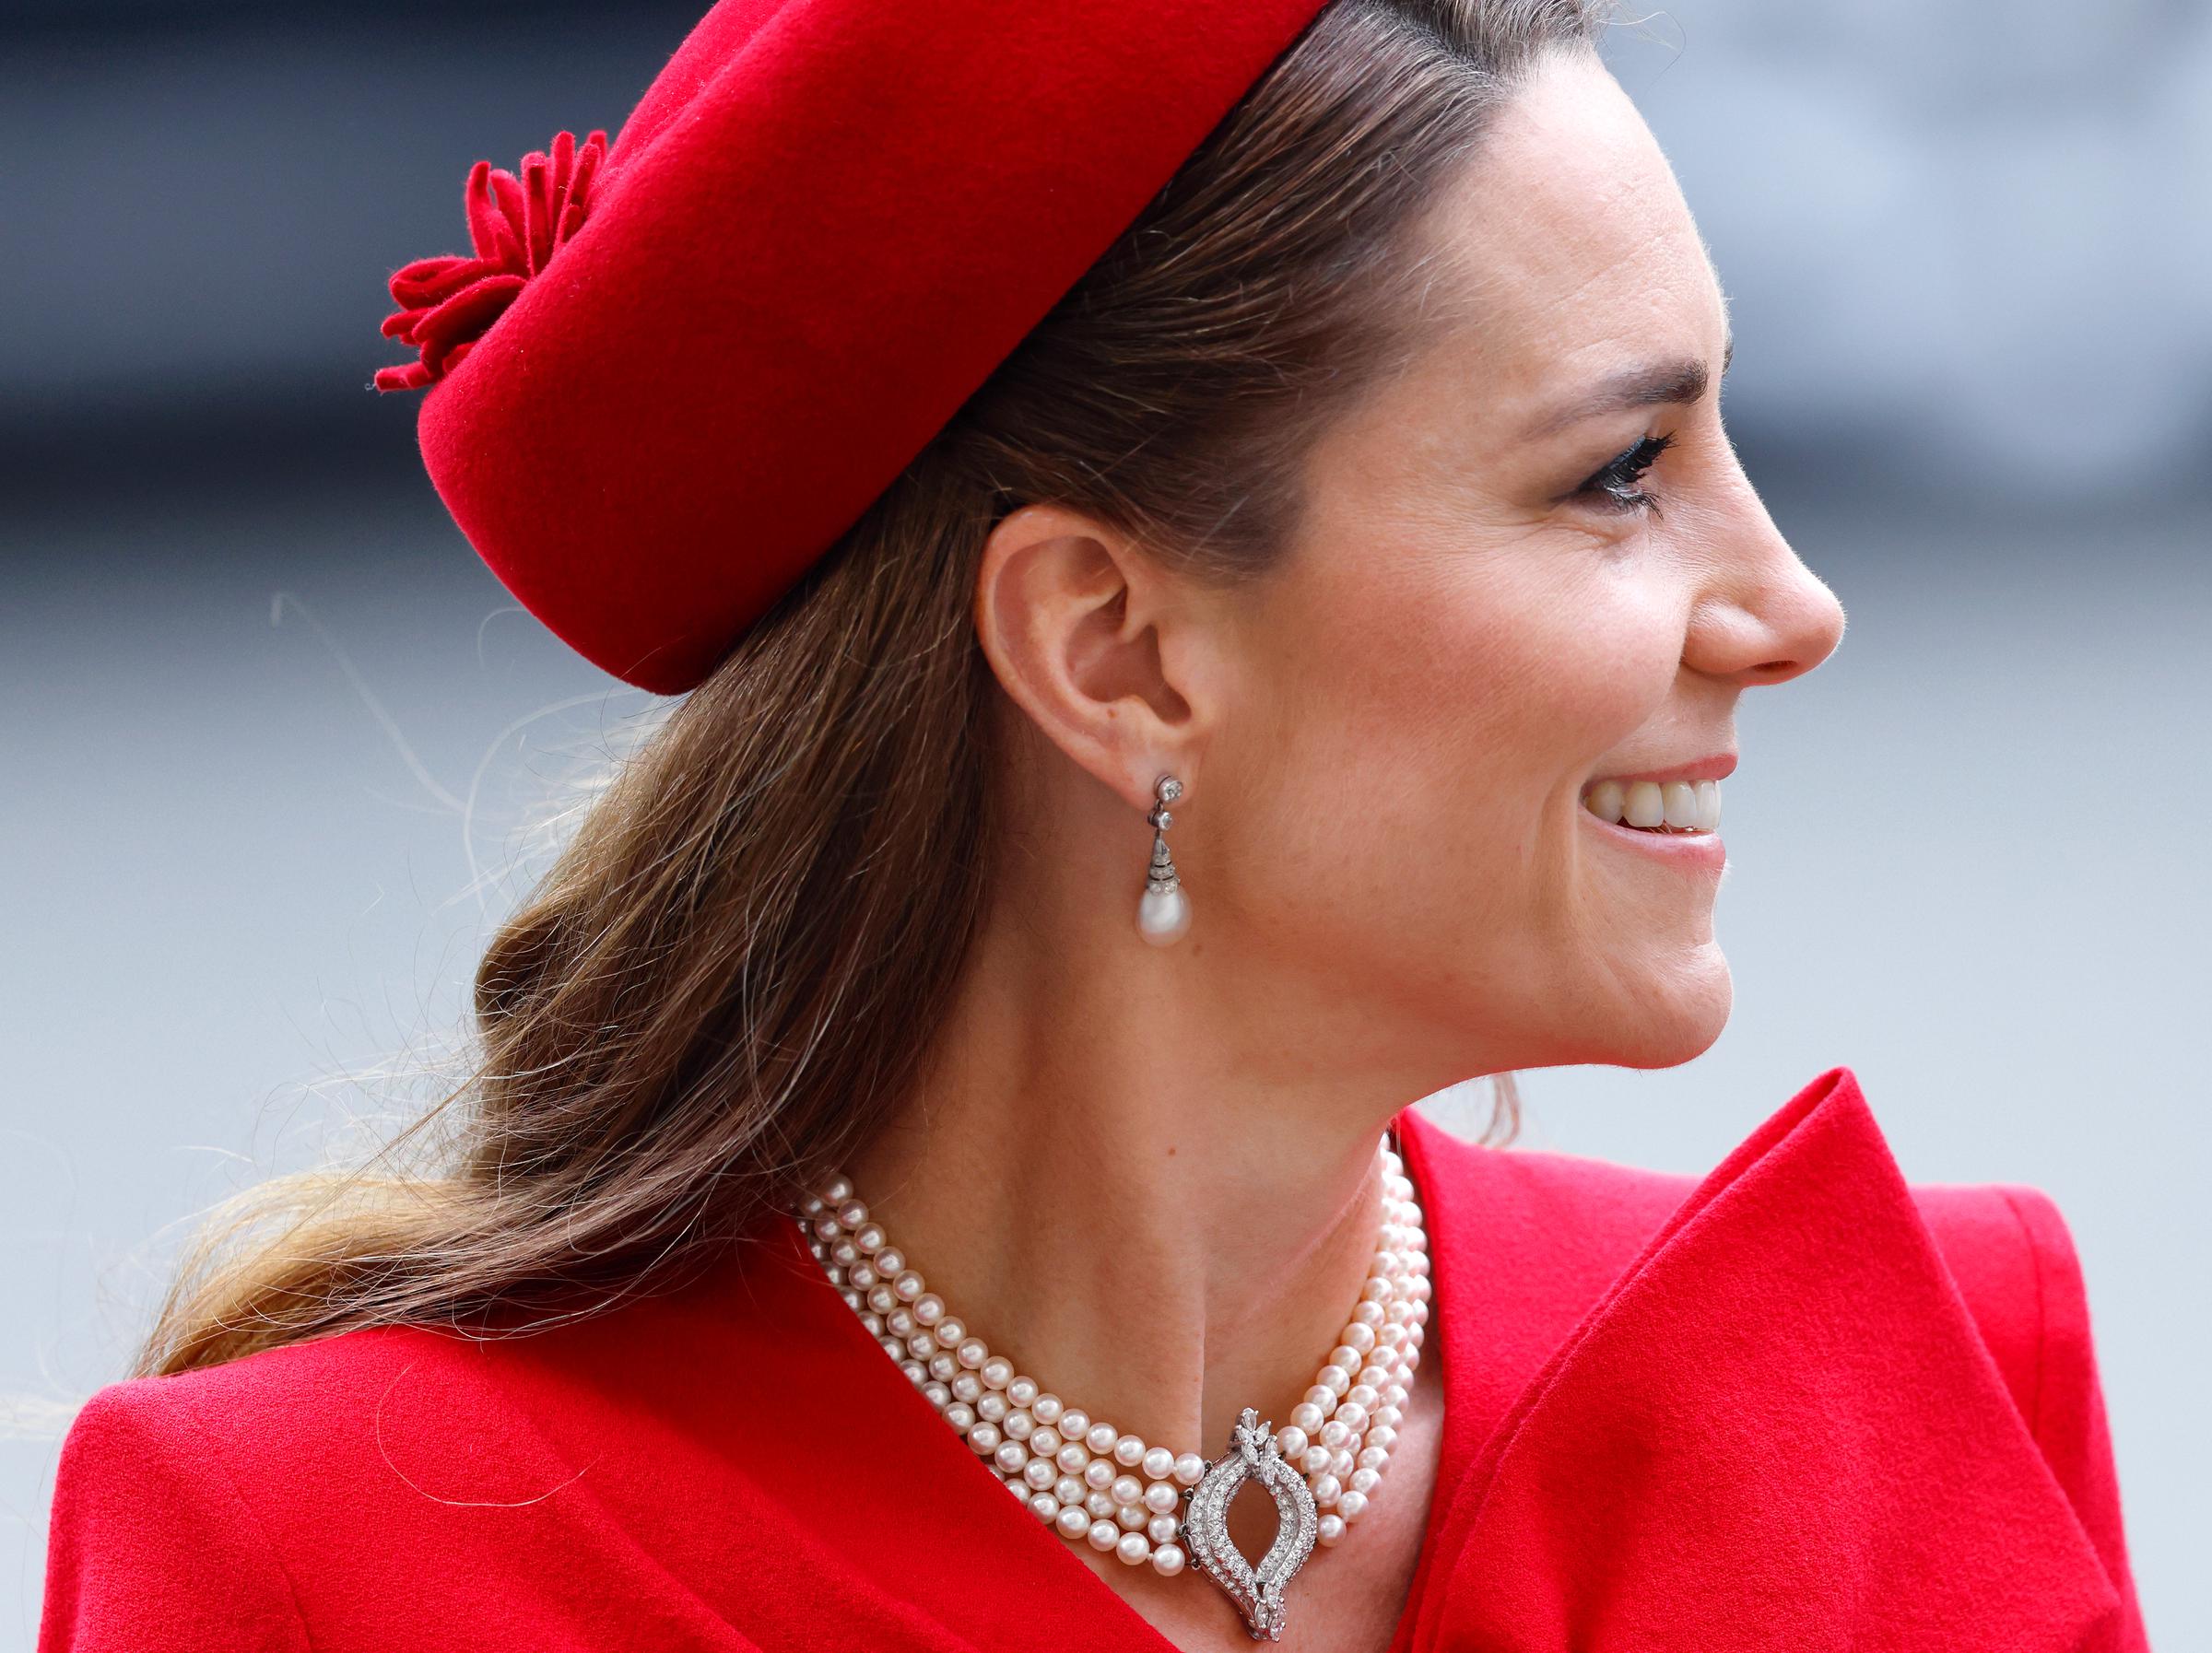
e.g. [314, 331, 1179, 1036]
[1137, 774, 1191, 946]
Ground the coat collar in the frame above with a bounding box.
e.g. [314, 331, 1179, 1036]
[1390, 1066, 2123, 1652]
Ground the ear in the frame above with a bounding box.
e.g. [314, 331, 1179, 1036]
[972, 503, 1214, 813]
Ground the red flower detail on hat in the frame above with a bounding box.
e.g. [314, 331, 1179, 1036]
[374, 128, 609, 393]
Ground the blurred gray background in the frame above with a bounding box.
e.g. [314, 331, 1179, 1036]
[4, 0, 2206, 1644]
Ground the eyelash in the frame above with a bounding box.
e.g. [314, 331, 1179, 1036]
[1576, 432, 1676, 516]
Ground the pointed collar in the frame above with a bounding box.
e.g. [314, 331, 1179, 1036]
[1390, 1067, 2124, 1652]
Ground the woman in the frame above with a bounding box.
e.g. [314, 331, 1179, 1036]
[40, 0, 2147, 1648]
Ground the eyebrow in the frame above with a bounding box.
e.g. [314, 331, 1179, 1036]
[1524, 333, 1734, 440]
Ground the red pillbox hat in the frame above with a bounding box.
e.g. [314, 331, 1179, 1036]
[377, 0, 1334, 694]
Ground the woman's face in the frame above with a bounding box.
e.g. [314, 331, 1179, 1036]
[1208, 49, 1845, 1078]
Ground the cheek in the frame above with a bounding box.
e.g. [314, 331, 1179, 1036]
[1223, 535, 1682, 944]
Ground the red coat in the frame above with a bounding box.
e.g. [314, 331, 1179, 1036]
[40, 1067, 2147, 1650]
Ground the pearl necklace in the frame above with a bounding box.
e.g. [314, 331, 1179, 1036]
[794, 1131, 1430, 1640]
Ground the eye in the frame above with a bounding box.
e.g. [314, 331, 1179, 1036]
[1573, 432, 1676, 516]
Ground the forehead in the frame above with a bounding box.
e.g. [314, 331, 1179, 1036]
[1398, 51, 1727, 422]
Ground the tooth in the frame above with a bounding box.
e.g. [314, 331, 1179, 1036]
[1661, 781, 1699, 829]
[1622, 780, 1665, 828]
[1693, 779, 1722, 832]
[1585, 780, 1626, 823]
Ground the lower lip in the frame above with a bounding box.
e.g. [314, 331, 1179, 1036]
[1580, 810, 1727, 871]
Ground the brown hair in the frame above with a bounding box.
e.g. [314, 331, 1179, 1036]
[143, 0, 1611, 1377]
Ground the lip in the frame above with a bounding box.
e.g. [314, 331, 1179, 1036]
[1580, 808, 1728, 870]
[1586, 751, 1737, 788]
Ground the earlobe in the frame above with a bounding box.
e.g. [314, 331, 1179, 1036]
[972, 503, 1200, 812]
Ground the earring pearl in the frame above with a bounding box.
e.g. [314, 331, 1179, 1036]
[1138, 774, 1191, 947]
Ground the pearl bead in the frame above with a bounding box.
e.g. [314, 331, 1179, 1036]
[1137, 883, 1190, 945]
[794, 1140, 1430, 1579]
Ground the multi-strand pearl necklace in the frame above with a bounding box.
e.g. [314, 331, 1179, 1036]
[794, 1131, 1430, 1639]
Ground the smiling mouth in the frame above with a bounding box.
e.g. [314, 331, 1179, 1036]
[1582, 777, 1723, 835]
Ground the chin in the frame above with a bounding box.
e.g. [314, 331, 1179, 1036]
[1569, 949, 1735, 1071]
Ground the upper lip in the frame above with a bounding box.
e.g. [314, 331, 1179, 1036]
[1587, 752, 1737, 788]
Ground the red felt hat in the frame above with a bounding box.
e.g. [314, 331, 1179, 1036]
[376, 0, 1335, 694]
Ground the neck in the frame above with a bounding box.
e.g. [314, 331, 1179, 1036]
[845, 829, 1407, 1459]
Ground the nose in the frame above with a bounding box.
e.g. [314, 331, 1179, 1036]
[1681, 475, 1846, 688]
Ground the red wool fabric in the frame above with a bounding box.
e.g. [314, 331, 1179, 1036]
[376, 0, 1336, 694]
[40, 1068, 2147, 1650]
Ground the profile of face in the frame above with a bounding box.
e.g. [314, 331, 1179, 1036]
[981, 49, 1846, 1096]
